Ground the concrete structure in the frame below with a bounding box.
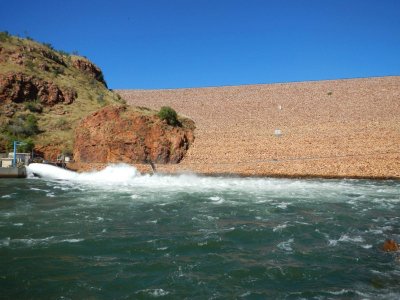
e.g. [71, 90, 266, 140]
[0, 158, 13, 168]
[0, 153, 30, 178]
[9, 152, 31, 165]
[0, 153, 31, 168]
[0, 167, 27, 178]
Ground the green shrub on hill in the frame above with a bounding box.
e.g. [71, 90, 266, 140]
[0, 113, 40, 152]
[0, 134, 35, 153]
[158, 106, 180, 126]
[0, 31, 11, 42]
[55, 118, 71, 130]
[24, 101, 43, 113]
[3, 114, 40, 138]
[17, 138, 34, 152]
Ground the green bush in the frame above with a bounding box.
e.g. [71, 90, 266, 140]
[25, 60, 35, 71]
[114, 94, 126, 104]
[1, 114, 39, 152]
[18, 138, 34, 152]
[158, 106, 180, 126]
[25, 101, 43, 113]
[0, 31, 11, 42]
[4, 114, 40, 138]
[43, 42, 54, 51]
[51, 67, 65, 77]
[25, 114, 39, 135]
[55, 118, 70, 130]
[97, 94, 105, 105]
[57, 49, 70, 57]
[0, 134, 34, 153]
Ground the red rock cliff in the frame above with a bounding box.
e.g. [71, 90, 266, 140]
[71, 57, 107, 87]
[73, 105, 195, 164]
[0, 72, 77, 106]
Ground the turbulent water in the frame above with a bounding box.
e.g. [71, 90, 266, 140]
[1, 164, 399, 299]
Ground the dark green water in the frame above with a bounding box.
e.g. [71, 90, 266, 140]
[1, 164, 399, 299]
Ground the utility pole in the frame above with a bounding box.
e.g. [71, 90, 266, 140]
[13, 141, 25, 167]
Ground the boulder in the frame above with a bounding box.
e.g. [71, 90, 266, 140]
[73, 105, 195, 164]
[383, 239, 399, 252]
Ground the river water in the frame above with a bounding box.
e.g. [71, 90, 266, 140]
[0, 164, 399, 299]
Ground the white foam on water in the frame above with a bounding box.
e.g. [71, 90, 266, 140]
[26, 163, 400, 209]
[277, 238, 294, 252]
[27, 165, 289, 191]
[325, 288, 395, 299]
[382, 226, 394, 231]
[273, 223, 288, 232]
[328, 239, 338, 247]
[138, 288, 170, 297]
[368, 229, 384, 235]
[328, 234, 365, 247]
[276, 202, 289, 209]
[240, 291, 251, 297]
[209, 196, 225, 204]
[338, 234, 365, 243]
[12, 236, 55, 246]
[24, 163, 322, 193]
[27, 163, 140, 182]
[0, 236, 86, 248]
[30, 187, 50, 192]
[327, 289, 352, 296]
[0, 237, 11, 247]
[61, 239, 84, 243]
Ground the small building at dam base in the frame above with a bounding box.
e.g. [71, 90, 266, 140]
[0, 167, 27, 178]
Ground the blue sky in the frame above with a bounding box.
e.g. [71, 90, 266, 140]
[1, 0, 399, 89]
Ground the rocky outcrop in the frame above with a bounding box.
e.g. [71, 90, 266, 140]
[34, 145, 63, 161]
[0, 44, 66, 67]
[383, 239, 399, 252]
[71, 57, 107, 86]
[0, 72, 77, 106]
[74, 105, 195, 164]
[36, 47, 66, 66]
[1, 103, 19, 117]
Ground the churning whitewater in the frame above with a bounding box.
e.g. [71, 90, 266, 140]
[1, 164, 400, 299]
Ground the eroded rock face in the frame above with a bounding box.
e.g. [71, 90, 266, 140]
[74, 105, 195, 164]
[34, 145, 63, 161]
[0, 72, 77, 106]
[0, 44, 66, 67]
[71, 57, 107, 86]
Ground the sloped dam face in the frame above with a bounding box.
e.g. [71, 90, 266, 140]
[0, 163, 399, 299]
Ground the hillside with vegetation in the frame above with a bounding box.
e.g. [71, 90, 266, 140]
[0, 32, 127, 157]
[0, 32, 195, 164]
